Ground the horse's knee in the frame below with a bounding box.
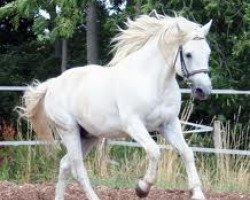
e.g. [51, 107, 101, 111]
[182, 147, 195, 163]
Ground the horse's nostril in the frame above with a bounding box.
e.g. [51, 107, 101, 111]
[195, 88, 204, 95]
[192, 86, 211, 100]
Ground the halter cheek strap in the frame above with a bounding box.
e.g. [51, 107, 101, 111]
[179, 46, 209, 79]
[174, 36, 209, 80]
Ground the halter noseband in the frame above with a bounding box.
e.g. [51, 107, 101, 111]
[178, 37, 210, 80]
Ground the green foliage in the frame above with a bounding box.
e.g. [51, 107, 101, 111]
[0, 1, 16, 17]
[52, 16, 77, 38]
[0, 0, 88, 41]
[0, 0, 249, 124]
[0, 40, 61, 122]
[0, 145, 62, 183]
[16, 0, 38, 18]
[33, 17, 49, 38]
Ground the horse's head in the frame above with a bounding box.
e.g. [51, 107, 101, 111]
[175, 20, 212, 100]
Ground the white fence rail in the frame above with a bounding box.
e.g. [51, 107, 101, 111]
[0, 86, 27, 91]
[0, 86, 249, 156]
[0, 140, 249, 156]
[1, 86, 250, 94]
[108, 141, 250, 156]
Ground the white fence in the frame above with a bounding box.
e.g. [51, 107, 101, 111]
[0, 86, 249, 156]
[0, 140, 249, 156]
[1, 86, 250, 94]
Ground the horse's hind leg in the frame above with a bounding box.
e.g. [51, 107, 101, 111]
[55, 128, 100, 200]
[55, 154, 71, 200]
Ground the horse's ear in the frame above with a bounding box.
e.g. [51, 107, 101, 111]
[176, 22, 182, 33]
[201, 19, 212, 36]
[149, 9, 159, 18]
[149, 9, 164, 19]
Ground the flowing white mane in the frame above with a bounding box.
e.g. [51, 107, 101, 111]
[108, 13, 202, 67]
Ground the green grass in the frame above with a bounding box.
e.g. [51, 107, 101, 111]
[0, 145, 61, 183]
[0, 142, 249, 193]
[0, 120, 249, 194]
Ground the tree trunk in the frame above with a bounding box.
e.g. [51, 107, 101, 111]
[126, 0, 132, 7]
[126, 0, 141, 14]
[135, 0, 141, 14]
[50, 5, 63, 70]
[61, 39, 68, 72]
[54, 40, 62, 58]
[86, 1, 99, 64]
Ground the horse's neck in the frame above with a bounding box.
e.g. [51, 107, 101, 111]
[120, 39, 178, 92]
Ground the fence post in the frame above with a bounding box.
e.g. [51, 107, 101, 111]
[213, 120, 222, 150]
[96, 138, 109, 178]
[213, 120, 224, 171]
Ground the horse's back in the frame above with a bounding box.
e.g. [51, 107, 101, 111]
[50, 65, 107, 98]
[43, 65, 122, 135]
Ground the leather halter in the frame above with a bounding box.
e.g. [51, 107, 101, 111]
[177, 37, 210, 79]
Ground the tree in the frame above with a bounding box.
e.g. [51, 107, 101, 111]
[86, 1, 99, 64]
[0, 0, 105, 67]
[0, 0, 249, 126]
[61, 39, 67, 72]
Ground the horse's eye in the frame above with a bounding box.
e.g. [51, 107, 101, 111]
[186, 53, 192, 58]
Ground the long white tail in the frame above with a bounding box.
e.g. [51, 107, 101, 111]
[17, 80, 55, 142]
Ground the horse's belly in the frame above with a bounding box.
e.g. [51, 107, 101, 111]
[77, 112, 127, 138]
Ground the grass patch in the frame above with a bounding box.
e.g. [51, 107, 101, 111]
[0, 119, 249, 194]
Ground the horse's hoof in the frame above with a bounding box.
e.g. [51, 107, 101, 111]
[191, 194, 206, 200]
[135, 186, 149, 198]
[135, 180, 150, 198]
[190, 187, 206, 200]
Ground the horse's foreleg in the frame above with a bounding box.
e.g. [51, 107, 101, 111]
[56, 129, 100, 200]
[124, 117, 161, 198]
[161, 117, 205, 200]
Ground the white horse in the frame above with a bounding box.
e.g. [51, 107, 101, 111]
[20, 11, 212, 200]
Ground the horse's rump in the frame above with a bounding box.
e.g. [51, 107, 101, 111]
[18, 80, 57, 142]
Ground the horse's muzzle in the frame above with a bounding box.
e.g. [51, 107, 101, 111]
[192, 86, 212, 100]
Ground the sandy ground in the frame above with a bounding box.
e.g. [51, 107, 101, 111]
[0, 182, 249, 200]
